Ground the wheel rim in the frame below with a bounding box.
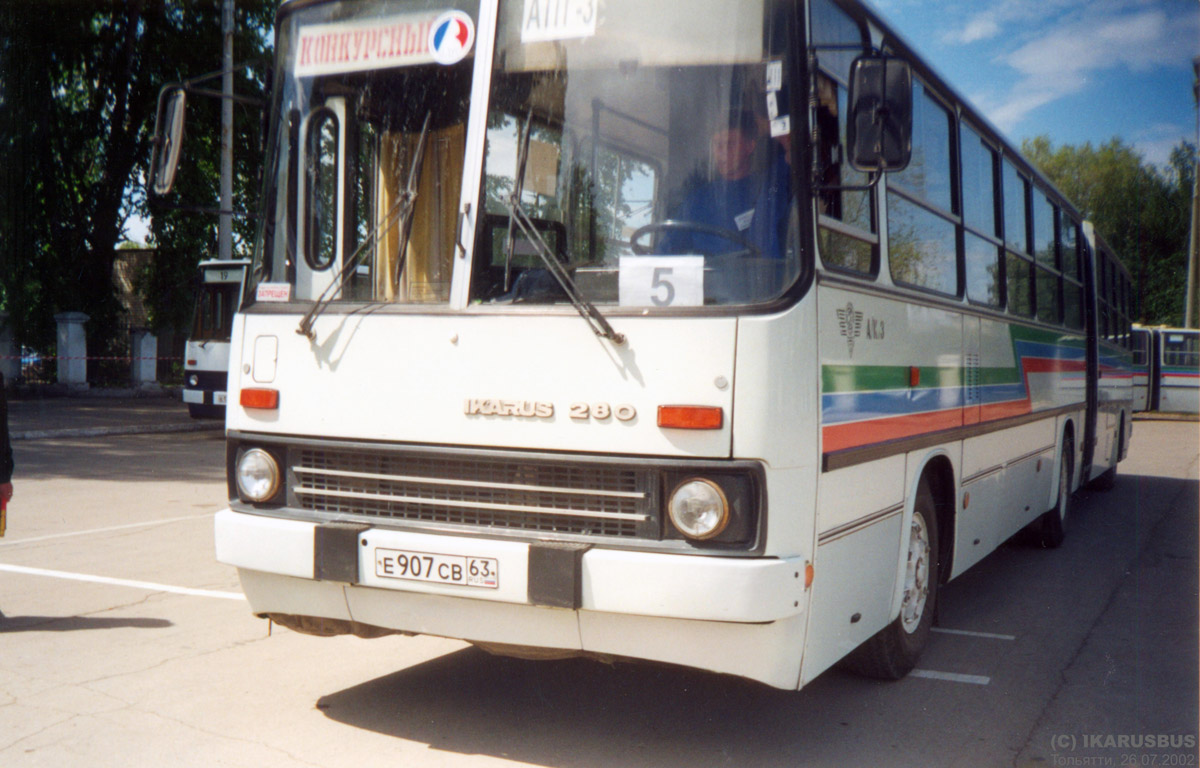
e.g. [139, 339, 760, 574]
[900, 513, 931, 633]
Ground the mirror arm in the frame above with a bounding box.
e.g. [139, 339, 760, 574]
[811, 173, 882, 194]
[183, 86, 265, 108]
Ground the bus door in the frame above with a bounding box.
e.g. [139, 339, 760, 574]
[1079, 233, 1099, 480]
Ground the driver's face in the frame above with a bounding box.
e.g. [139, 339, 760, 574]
[711, 128, 756, 180]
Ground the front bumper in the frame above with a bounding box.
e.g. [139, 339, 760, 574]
[215, 508, 809, 688]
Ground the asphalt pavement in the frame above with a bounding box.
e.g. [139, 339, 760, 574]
[6, 392, 222, 440]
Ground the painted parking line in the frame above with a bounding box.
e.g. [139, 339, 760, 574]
[0, 513, 215, 547]
[910, 669, 991, 685]
[932, 627, 1017, 641]
[0, 563, 245, 601]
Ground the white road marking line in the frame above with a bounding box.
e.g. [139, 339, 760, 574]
[932, 627, 1017, 641]
[910, 669, 991, 685]
[0, 513, 215, 547]
[0, 563, 245, 601]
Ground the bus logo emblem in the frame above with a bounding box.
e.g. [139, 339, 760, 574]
[837, 302, 864, 356]
[429, 11, 475, 65]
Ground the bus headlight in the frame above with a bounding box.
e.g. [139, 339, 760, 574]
[188, 374, 199, 387]
[668, 479, 729, 540]
[236, 448, 281, 502]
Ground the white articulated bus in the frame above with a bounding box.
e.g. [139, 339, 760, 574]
[203, 0, 1132, 689]
[183, 259, 251, 418]
[1132, 325, 1200, 414]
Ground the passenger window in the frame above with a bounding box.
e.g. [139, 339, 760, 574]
[1007, 252, 1033, 317]
[961, 123, 1000, 306]
[893, 82, 952, 213]
[888, 80, 956, 295]
[1002, 160, 1027, 253]
[889, 195, 956, 294]
[961, 125, 997, 237]
[1032, 190, 1056, 267]
[964, 232, 1001, 306]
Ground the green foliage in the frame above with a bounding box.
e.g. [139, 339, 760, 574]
[1022, 136, 1196, 326]
[0, 0, 274, 354]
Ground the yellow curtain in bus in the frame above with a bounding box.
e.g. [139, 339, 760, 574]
[374, 123, 466, 302]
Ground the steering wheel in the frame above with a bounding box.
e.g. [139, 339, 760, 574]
[629, 219, 761, 259]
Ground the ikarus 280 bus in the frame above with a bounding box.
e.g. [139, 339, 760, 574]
[184, 0, 1133, 689]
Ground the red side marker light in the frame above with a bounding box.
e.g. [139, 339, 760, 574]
[909, 366, 921, 388]
[240, 388, 279, 410]
[657, 405, 723, 430]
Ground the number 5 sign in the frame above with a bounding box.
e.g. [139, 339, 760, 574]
[618, 256, 704, 307]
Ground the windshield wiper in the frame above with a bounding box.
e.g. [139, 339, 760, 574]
[501, 111, 623, 345]
[297, 111, 432, 340]
[502, 199, 625, 346]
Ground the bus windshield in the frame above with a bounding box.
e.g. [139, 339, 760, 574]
[255, 0, 801, 311]
[472, 0, 800, 307]
[259, 0, 479, 304]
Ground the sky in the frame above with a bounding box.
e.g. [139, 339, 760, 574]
[123, 0, 1200, 245]
[870, 0, 1200, 168]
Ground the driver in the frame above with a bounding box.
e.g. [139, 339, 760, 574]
[661, 109, 790, 259]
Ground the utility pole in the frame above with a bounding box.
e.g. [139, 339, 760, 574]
[219, 0, 235, 261]
[1185, 56, 1199, 328]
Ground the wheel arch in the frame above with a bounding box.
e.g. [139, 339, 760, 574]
[922, 454, 956, 586]
[908, 452, 956, 587]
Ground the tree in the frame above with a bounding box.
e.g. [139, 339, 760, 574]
[0, 0, 273, 361]
[1022, 136, 1196, 326]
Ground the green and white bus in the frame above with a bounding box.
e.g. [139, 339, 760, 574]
[200, 0, 1133, 689]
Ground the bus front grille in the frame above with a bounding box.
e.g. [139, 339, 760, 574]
[290, 447, 658, 539]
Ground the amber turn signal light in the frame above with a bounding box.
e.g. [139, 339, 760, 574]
[657, 405, 723, 430]
[240, 388, 279, 410]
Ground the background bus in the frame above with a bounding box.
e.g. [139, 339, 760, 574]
[177, 0, 1135, 690]
[183, 259, 249, 419]
[1132, 325, 1200, 414]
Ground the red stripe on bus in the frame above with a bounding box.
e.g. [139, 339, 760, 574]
[822, 408, 964, 452]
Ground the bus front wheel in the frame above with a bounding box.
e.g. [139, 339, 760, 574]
[844, 477, 940, 680]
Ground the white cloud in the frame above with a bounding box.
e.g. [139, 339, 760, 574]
[1132, 123, 1194, 168]
[959, 15, 1001, 44]
[975, 2, 1199, 132]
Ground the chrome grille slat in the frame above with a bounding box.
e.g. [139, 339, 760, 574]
[293, 466, 648, 500]
[291, 446, 657, 539]
[294, 486, 649, 521]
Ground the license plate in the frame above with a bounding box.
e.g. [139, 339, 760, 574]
[374, 548, 499, 589]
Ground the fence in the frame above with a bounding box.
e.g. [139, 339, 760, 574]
[1, 313, 186, 390]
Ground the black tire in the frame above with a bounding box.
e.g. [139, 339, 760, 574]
[1036, 439, 1072, 548]
[1088, 419, 1121, 492]
[844, 477, 940, 680]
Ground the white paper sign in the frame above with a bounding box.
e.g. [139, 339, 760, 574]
[256, 282, 292, 303]
[521, 0, 597, 43]
[765, 60, 783, 91]
[619, 256, 704, 307]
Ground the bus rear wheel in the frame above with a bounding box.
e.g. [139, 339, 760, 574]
[844, 477, 940, 680]
[1036, 438, 1072, 548]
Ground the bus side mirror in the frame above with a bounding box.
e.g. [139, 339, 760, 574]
[149, 85, 187, 196]
[846, 55, 912, 173]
